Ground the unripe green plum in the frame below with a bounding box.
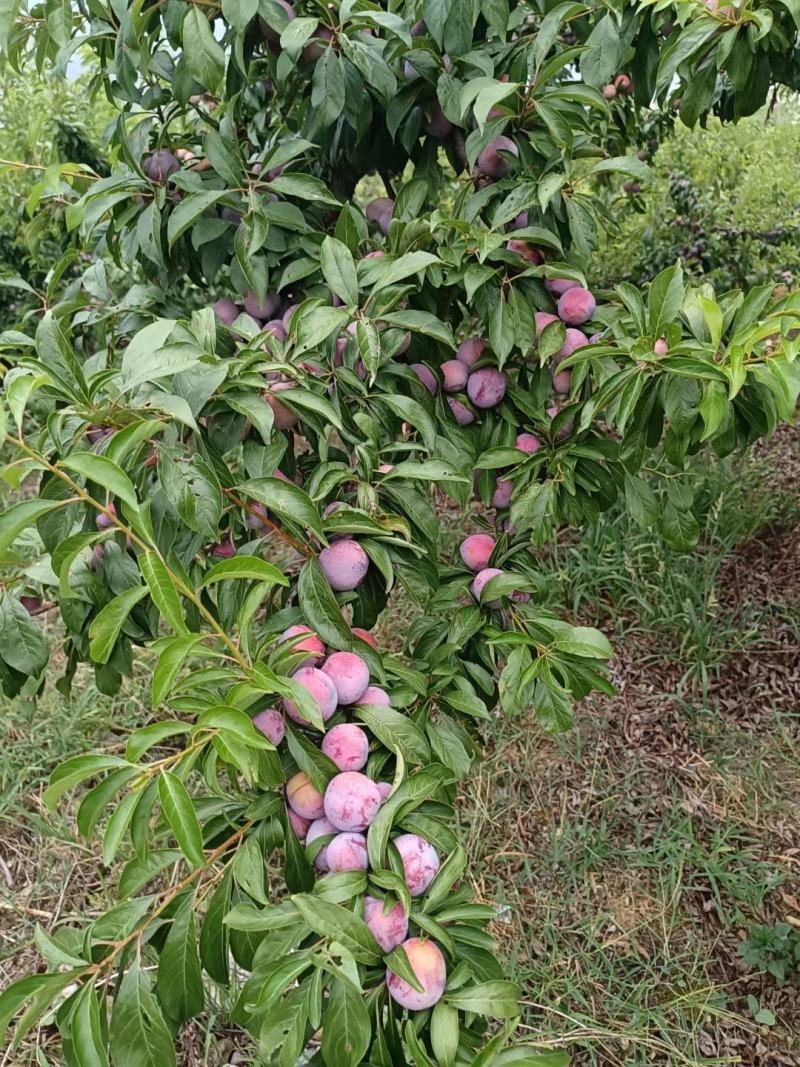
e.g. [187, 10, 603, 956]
[455, 336, 486, 368]
[557, 286, 596, 326]
[280, 624, 325, 665]
[324, 771, 382, 831]
[326, 831, 368, 872]
[286, 771, 325, 820]
[441, 359, 468, 393]
[283, 666, 338, 724]
[394, 833, 440, 896]
[459, 533, 496, 571]
[467, 367, 507, 409]
[387, 938, 446, 1010]
[253, 708, 285, 745]
[319, 538, 370, 592]
[323, 651, 370, 704]
[365, 895, 408, 952]
[321, 722, 370, 770]
[476, 136, 518, 179]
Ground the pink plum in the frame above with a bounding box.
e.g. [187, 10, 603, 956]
[352, 627, 378, 648]
[211, 536, 235, 558]
[376, 781, 393, 800]
[387, 938, 446, 1010]
[213, 297, 239, 325]
[366, 197, 394, 230]
[557, 286, 596, 326]
[411, 363, 438, 394]
[472, 567, 504, 606]
[286, 771, 325, 820]
[287, 807, 310, 840]
[324, 772, 382, 831]
[283, 666, 338, 725]
[253, 708, 285, 745]
[394, 834, 440, 897]
[441, 359, 469, 393]
[535, 311, 559, 337]
[280, 624, 325, 665]
[96, 502, 116, 530]
[365, 895, 408, 952]
[319, 539, 370, 591]
[506, 240, 543, 264]
[476, 136, 518, 179]
[447, 397, 475, 425]
[264, 382, 298, 431]
[552, 366, 571, 395]
[491, 480, 513, 509]
[556, 327, 589, 359]
[455, 337, 486, 368]
[244, 290, 280, 320]
[306, 816, 336, 871]
[460, 533, 496, 571]
[360, 685, 391, 706]
[263, 319, 287, 341]
[321, 722, 370, 771]
[545, 277, 580, 296]
[467, 367, 507, 409]
[516, 432, 541, 453]
[323, 651, 370, 704]
[654, 337, 669, 355]
[326, 831, 368, 872]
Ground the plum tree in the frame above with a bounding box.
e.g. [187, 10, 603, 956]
[1, 0, 799, 1062]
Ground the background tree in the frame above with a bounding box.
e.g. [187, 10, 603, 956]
[0, 1, 798, 1064]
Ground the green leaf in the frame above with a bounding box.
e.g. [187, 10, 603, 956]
[292, 895, 381, 963]
[359, 251, 442, 293]
[580, 13, 621, 87]
[200, 555, 288, 587]
[110, 964, 176, 1067]
[320, 236, 359, 306]
[139, 553, 188, 636]
[552, 626, 612, 659]
[182, 7, 225, 91]
[446, 980, 520, 1019]
[0, 971, 83, 1040]
[239, 477, 324, 542]
[167, 190, 229, 248]
[126, 720, 193, 762]
[88, 585, 148, 664]
[151, 637, 207, 707]
[158, 771, 206, 867]
[699, 379, 728, 440]
[0, 591, 49, 676]
[660, 500, 700, 552]
[297, 558, 353, 648]
[648, 262, 684, 338]
[378, 394, 436, 451]
[355, 704, 430, 765]
[157, 902, 204, 1024]
[624, 473, 658, 529]
[222, 0, 258, 33]
[267, 173, 340, 205]
[0, 498, 63, 560]
[0, 0, 21, 56]
[367, 764, 454, 870]
[431, 1001, 460, 1067]
[199, 870, 231, 983]
[294, 306, 350, 357]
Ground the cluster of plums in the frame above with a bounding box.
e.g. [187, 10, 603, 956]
[410, 337, 507, 426]
[459, 532, 529, 605]
[534, 277, 599, 396]
[601, 73, 634, 101]
[255, 624, 446, 1010]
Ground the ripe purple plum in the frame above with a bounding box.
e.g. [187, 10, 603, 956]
[426, 102, 453, 139]
[512, 211, 528, 229]
[360, 685, 391, 706]
[467, 367, 507, 409]
[283, 666, 338, 724]
[323, 651, 370, 704]
[321, 723, 370, 771]
[365, 895, 408, 952]
[545, 277, 579, 296]
[253, 708, 285, 745]
[394, 834, 440, 897]
[303, 25, 333, 60]
[556, 327, 588, 359]
[264, 381, 298, 431]
[326, 831, 368, 872]
[143, 149, 180, 183]
[244, 290, 280, 321]
[441, 359, 468, 393]
[535, 311, 559, 337]
[96, 502, 117, 529]
[282, 303, 299, 331]
[516, 432, 541, 453]
[491, 480, 513, 509]
[551, 366, 571, 394]
[387, 938, 446, 1010]
[324, 772, 382, 831]
[455, 336, 486, 368]
[211, 536, 235, 558]
[411, 363, 437, 394]
[213, 297, 239, 325]
[447, 397, 475, 425]
[280, 624, 325, 665]
[319, 538, 370, 592]
[259, 0, 294, 43]
[557, 286, 596, 326]
[476, 136, 518, 179]
[306, 816, 335, 871]
[286, 771, 325, 820]
[287, 807, 310, 840]
[506, 240, 543, 264]
[263, 319, 287, 341]
[471, 566, 504, 606]
[366, 197, 394, 235]
[460, 533, 496, 571]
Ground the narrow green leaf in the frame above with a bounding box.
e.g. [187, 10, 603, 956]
[158, 772, 206, 867]
[88, 586, 148, 664]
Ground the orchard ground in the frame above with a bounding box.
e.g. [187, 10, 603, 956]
[0, 427, 798, 1066]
